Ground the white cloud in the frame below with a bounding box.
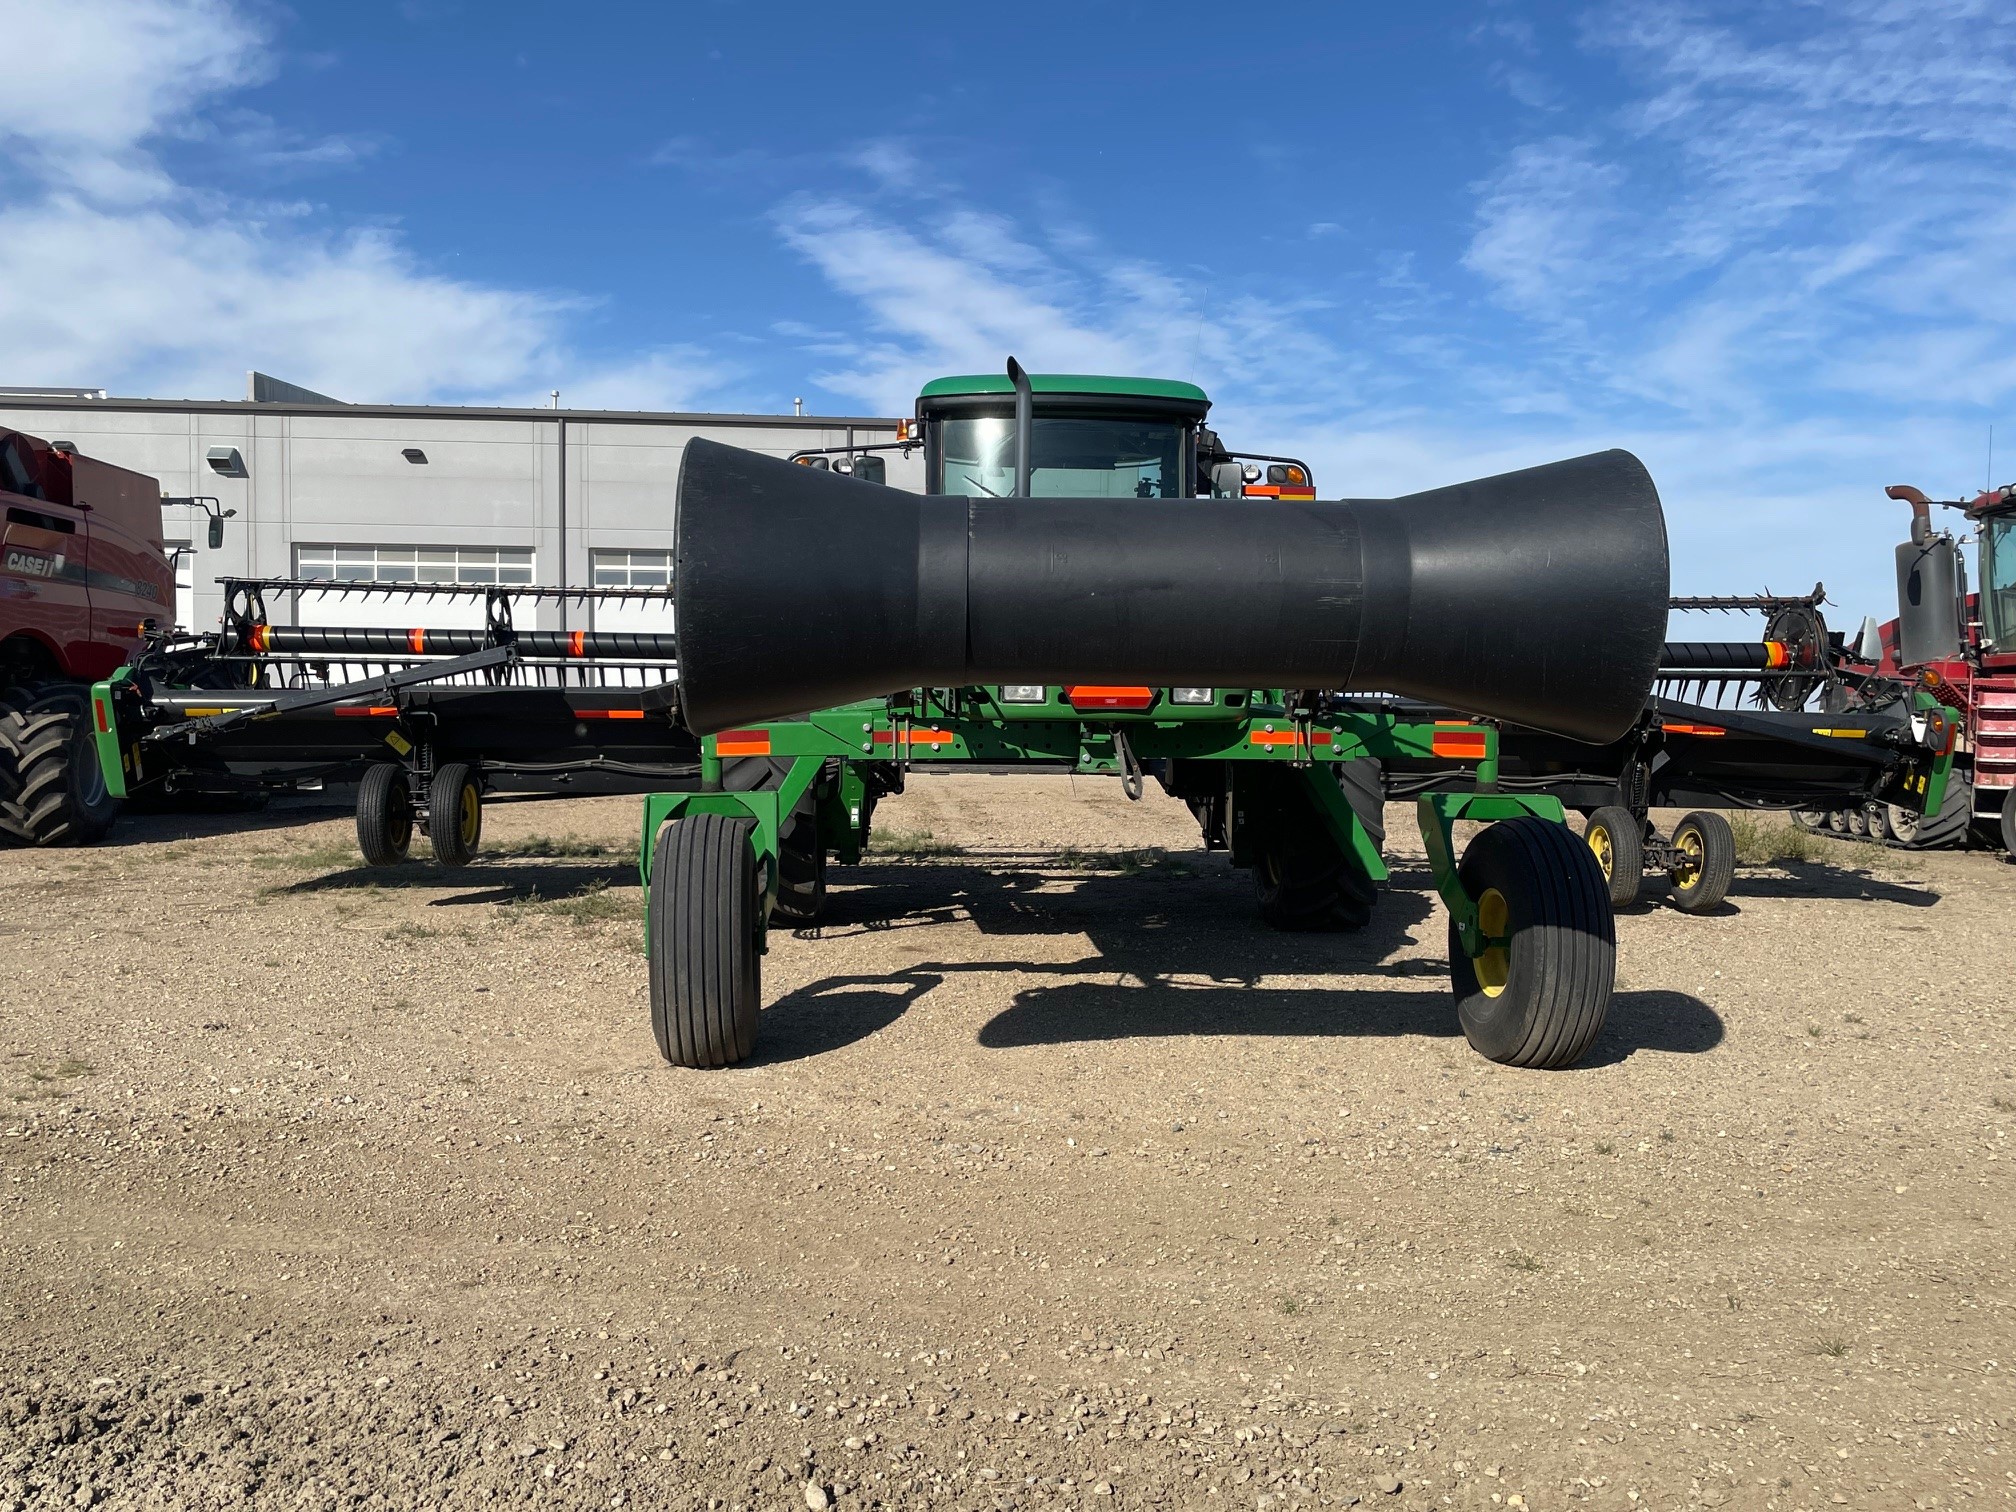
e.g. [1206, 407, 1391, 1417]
[0, 0, 673, 407]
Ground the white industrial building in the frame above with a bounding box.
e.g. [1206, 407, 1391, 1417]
[0, 374, 913, 637]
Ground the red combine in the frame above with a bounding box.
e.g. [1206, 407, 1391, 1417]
[1869, 481, 2016, 851]
[0, 427, 176, 844]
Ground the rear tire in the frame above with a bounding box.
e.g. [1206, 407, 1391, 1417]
[1253, 759, 1383, 931]
[2000, 786, 2016, 856]
[355, 763, 412, 865]
[726, 754, 828, 923]
[1447, 817, 1613, 1070]
[649, 812, 760, 1068]
[0, 682, 121, 846]
[1582, 805, 1644, 908]
[427, 762, 482, 866]
[1668, 810, 1736, 914]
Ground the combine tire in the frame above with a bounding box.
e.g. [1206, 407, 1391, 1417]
[1253, 759, 1384, 931]
[1668, 811, 1736, 914]
[1447, 817, 1613, 1070]
[427, 762, 482, 865]
[725, 754, 828, 923]
[355, 763, 413, 865]
[1582, 805, 1644, 908]
[649, 812, 760, 1068]
[2000, 787, 2016, 856]
[0, 682, 121, 846]
[1890, 770, 1974, 850]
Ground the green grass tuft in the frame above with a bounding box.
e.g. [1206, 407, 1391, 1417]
[868, 827, 962, 858]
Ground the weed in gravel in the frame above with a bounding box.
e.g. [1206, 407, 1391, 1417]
[1276, 1295, 1302, 1316]
[1843, 1012, 1864, 1024]
[1727, 816, 1821, 865]
[870, 828, 962, 858]
[9, 1057, 93, 1103]
[520, 881, 635, 927]
[1504, 1251, 1542, 1273]
[1992, 1096, 2016, 1113]
[1807, 1024, 1824, 1037]
[1813, 1336, 1851, 1358]
[1659, 1129, 1676, 1143]
[488, 833, 614, 859]
[251, 843, 361, 873]
[385, 922, 442, 943]
[1593, 1141, 1615, 1155]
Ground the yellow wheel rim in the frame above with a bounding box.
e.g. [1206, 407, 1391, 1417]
[1587, 823, 1614, 880]
[1474, 887, 1510, 998]
[459, 783, 480, 844]
[1672, 826, 1703, 890]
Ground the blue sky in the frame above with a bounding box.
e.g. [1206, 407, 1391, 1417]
[6, 0, 2016, 619]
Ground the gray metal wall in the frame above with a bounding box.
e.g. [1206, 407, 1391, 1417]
[0, 399, 917, 633]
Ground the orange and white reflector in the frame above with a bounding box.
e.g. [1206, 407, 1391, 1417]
[1430, 727, 1490, 760]
[872, 728, 956, 747]
[714, 729, 772, 756]
[1663, 722, 1726, 737]
[1064, 686, 1155, 711]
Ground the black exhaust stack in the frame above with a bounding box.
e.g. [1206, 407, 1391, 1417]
[671, 439, 1669, 744]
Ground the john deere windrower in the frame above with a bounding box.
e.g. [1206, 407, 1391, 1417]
[644, 363, 1669, 1071]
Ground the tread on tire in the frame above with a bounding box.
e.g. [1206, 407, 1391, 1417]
[1447, 816, 1614, 1070]
[0, 681, 121, 847]
[355, 763, 413, 865]
[649, 812, 761, 1069]
[427, 762, 482, 866]
[1582, 805, 1644, 909]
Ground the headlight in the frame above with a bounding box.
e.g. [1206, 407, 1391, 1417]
[998, 684, 1047, 704]
[1171, 687, 1214, 705]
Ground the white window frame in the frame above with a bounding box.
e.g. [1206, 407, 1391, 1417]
[293, 544, 535, 586]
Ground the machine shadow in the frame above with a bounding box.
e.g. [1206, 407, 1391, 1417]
[100, 799, 353, 847]
[273, 860, 639, 900]
[1727, 864, 1939, 907]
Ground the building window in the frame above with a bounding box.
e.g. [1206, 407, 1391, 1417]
[294, 544, 535, 585]
[591, 549, 673, 588]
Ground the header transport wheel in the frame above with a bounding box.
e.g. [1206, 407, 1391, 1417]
[355, 763, 413, 866]
[1667, 810, 1735, 914]
[649, 812, 760, 1069]
[1582, 805, 1644, 909]
[1448, 817, 1615, 1069]
[428, 762, 483, 866]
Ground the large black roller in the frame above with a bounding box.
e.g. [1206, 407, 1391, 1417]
[673, 438, 1668, 743]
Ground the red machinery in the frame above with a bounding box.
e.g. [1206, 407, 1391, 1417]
[1869, 482, 2016, 851]
[0, 428, 176, 844]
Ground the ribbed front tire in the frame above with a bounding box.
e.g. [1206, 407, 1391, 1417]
[0, 682, 121, 846]
[649, 812, 761, 1069]
[1448, 818, 1614, 1070]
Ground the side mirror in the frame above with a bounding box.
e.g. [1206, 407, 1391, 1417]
[1210, 461, 1246, 498]
[208, 514, 226, 550]
[850, 454, 887, 486]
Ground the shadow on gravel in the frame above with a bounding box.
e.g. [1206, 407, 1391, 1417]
[264, 860, 639, 900]
[1575, 990, 1724, 1067]
[100, 800, 351, 846]
[1728, 865, 1938, 907]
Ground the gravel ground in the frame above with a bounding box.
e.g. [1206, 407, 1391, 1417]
[2, 772, 2012, 1511]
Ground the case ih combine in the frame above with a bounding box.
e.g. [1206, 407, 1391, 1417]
[0, 426, 176, 846]
[86, 363, 1958, 1071]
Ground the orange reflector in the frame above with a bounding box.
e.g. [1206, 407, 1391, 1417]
[250, 624, 272, 652]
[407, 627, 426, 655]
[93, 698, 109, 733]
[1248, 730, 1300, 747]
[1664, 722, 1726, 737]
[1431, 732, 1490, 760]
[569, 630, 586, 657]
[1763, 640, 1790, 669]
[1065, 685, 1155, 711]
[872, 728, 956, 746]
[715, 730, 771, 756]
[1241, 485, 1317, 499]
[572, 708, 645, 720]
[334, 705, 398, 717]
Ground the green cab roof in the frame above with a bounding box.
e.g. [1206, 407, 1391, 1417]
[917, 373, 1210, 407]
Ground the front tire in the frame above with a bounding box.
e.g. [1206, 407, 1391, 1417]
[2000, 786, 2016, 857]
[427, 762, 482, 866]
[1668, 810, 1736, 913]
[1894, 769, 1974, 849]
[1253, 759, 1384, 931]
[355, 763, 413, 865]
[1582, 805, 1643, 908]
[0, 682, 121, 847]
[649, 812, 761, 1068]
[1448, 817, 1614, 1070]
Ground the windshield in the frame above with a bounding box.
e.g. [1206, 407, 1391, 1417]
[937, 416, 1187, 498]
[1983, 516, 2016, 649]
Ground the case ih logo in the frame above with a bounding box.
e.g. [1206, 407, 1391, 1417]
[5, 549, 56, 578]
